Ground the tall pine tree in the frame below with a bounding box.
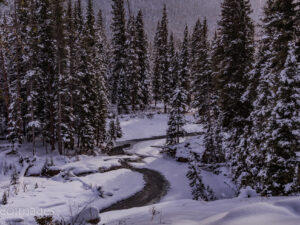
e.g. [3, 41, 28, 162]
[111, 0, 128, 113]
[247, 0, 300, 195]
[216, 0, 255, 169]
[135, 10, 150, 110]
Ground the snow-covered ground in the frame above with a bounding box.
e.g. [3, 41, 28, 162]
[119, 113, 203, 141]
[0, 153, 144, 224]
[101, 114, 300, 225]
[0, 113, 299, 225]
[101, 197, 300, 225]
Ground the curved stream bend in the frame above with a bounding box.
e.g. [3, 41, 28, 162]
[100, 156, 170, 213]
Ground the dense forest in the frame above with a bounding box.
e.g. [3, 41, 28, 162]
[0, 0, 299, 202]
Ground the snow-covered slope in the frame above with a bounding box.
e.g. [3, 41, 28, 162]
[101, 197, 300, 225]
[119, 113, 203, 141]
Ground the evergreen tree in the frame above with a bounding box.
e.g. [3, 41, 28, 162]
[53, 0, 75, 154]
[216, 0, 255, 168]
[64, 0, 76, 150]
[72, 0, 85, 150]
[159, 5, 170, 112]
[6, 88, 23, 152]
[3, 4, 25, 152]
[190, 18, 202, 94]
[166, 88, 186, 146]
[76, 0, 97, 153]
[106, 117, 122, 152]
[135, 10, 151, 110]
[296, 1, 300, 62]
[152, 21, 162, 105]
[94, 9, 109, 147]
[107, 119, 116, 148]
[115, 117, 123, 139]
[24, 0, 41, 156]
[247, 0, 300, 195]
[152, 6, 169, 110]
[187, 151, 216, 201]
[35, 0, 56, 151]
[167, 33, 179, 90]
[96, 9, 111, 89]
[126, 16, 140, 112]
[191, 19, 211, 119]
[0, 29, 9, 126]
[178, 25, 190, 107]
[110, 0, 128, 113]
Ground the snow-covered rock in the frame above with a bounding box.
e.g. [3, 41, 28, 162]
[238, 186, 259, 199]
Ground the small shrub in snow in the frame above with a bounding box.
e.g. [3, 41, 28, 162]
[13, 185, 19, 195]
[22, 183, 28, 192]
[34, 215, 55, 225]
[187, 152, 216, 201]
[150, 206, 160, 221]
[35, 183, 39, 189]
[97, 186, 104, 198]
[2, 191, 8, 205]
[118, 220, 127, 225]
[115, 117, 123, 139]
[35, 215, 67, 225]
[10, 168, 19, 185]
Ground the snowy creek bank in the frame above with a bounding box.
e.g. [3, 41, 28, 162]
[101, 159, 169, 213]
[12, 140, 170, 223]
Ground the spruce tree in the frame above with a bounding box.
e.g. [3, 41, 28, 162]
[0, 32, 9, 125]
[216, 0, 255, 169]
[152, 21, 162, 105]
[166, 88, 186, 146]
[94, 9, 109, 147]
[187, 151, 216, 201]
[191, 19, 212, 120]
[96, 9, 111, 89]
[248, 0, 300, 195]
[110, 0, 128, 113]
[159, 5, 170, 112]
[167, 33, 179, 91]
[72, 0, 85, 150]
[197, 28, 225, 164]
[135, 10, 150, 110]
[178, 25, 190, 108]
[3, 4, 25, 152]
[190, 19, 202, 95]
[126, 16, 140, 112]
[77, 0, 97, 153]
[296, 2, 300, 62]
[23, 0, 44, 155]
[191, 18, 212, 119]
[35, 0, 56, 151]
[64, 0, 77, 150]
[115, 117, 123, 139]
[53, 0, 75, 154]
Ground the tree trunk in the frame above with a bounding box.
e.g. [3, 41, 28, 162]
[30, 82, 36, 156]
[0, 43, 9, 118]
[57, 93, 63, 155]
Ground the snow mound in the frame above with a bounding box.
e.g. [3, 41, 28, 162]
[238, 186, 258, 198]
[201, 198, 300, 225]
[274, 199, 300, 215]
